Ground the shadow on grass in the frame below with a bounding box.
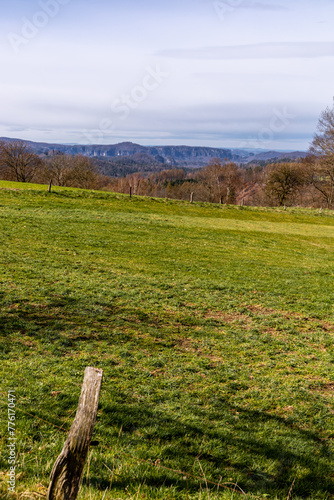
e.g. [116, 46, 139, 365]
[1, 296, 333, 498]
[94, 400, 334, 499]
[0, 295, 118, 345]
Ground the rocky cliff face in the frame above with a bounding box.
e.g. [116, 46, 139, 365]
[0, 138, 237, 166]
[0, 137, 306, 168]
[145, 145, 236, 165]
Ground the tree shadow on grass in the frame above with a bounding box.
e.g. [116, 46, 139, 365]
[0, 295, 118, 347]
[93, 399, 334, 499]
[1, 293, 332, 498]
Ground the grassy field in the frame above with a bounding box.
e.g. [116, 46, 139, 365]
[0, 180, 334, 500]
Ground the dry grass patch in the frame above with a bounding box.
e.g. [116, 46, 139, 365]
[174, 337, 198, 353]
[244, 304, 277, 316]
[320, 382, 334, 394]
[204, 309, 252, 328]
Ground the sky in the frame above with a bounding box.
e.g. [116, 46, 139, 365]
[0, 0, 334, 150]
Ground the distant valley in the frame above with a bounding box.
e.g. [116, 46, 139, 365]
[0, 137, 307, 176]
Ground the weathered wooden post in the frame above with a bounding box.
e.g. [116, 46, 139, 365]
[47, 367, 103, 500]
[48, 180, 52, 193]
[129, 186, 132, 198]
[190, 192, 194, 203]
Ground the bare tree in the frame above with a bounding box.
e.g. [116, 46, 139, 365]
[127, 172, 143, 195]
[0, 140, 43, 182]
[46, 153, 73, 186]
[198, 159, 241, 204]
[65, 155, 98, 189]
[264, 162, 305, 206]
[308, 99, 334, 207]
[310, 99, 334, 158]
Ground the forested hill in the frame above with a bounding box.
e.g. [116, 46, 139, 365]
[0, 137, 306, 169]
[0, 138, 237, 166]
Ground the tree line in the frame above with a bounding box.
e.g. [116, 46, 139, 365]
[1, 99, 334, 208]
[105, 158, 331, 208]
[0, 142, 107, 190]
[108, 100, 334, 208]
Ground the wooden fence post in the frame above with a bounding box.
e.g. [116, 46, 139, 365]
[48, 180, 52, 193]
[190, 192, 194, 203]
[47, 367, 103, 500]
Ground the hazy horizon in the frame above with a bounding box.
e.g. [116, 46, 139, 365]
[0, 134, 307, 153]
[1, 0, 333, 150]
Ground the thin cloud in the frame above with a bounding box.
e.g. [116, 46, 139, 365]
[157, 42, 334, 60]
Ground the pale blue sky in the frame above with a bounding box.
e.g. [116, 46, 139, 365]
[0, 0, 333, 150]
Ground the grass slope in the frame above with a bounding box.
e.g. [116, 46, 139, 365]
[0, 181, 334, 500]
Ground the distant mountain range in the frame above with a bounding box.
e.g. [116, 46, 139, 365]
[243, 150, 308, 163]
[0, 137, 307, 172]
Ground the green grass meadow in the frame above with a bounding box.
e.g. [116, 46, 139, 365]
[0, 181, 334, 499]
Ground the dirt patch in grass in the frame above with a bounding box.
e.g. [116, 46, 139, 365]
[309, 382, 334, 395]
[243, 304, 310, 321]
[320, 382, 334, 394]
[244, 304, 277, 316]
[173, 337, 224, 366]
[174, 337, 198, 353]
[263, 327, 288, 340]
[205, 310, 252, 328]
[319, 322, 334, 332]
[244, 305, 334, 334]
[206, 354, 224, 366]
